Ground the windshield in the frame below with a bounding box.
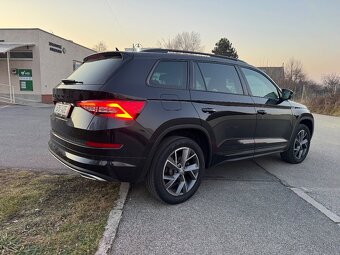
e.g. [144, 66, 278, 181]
[64, 57, 122, 85]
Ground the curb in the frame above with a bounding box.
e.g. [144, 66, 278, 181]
[95, 182, 130, 255]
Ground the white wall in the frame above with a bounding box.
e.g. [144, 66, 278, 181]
[0, 29, 95, 101]
[0, 29, 42, 98]
[38, 30, 95, 95]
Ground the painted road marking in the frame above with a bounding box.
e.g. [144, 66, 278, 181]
[291, 187, 340, 223]
[0, 105, 9, 109]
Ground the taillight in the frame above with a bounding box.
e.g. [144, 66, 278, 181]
[85, 141, 123, 149]
[76, 100, 145, 120]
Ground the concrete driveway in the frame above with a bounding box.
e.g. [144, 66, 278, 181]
[112, 161, 340, 255]
[0, 105, 339, 254]
[257, 114, 340, 216]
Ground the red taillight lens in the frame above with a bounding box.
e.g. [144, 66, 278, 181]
[76, 100, 145, 119]
[85, 141, 123, 149]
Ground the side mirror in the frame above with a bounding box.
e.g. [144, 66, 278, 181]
[281, 89, 293, 101]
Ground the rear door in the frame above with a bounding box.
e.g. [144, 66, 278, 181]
[190, 61, 256, 162]
[239, 67, 293, 154]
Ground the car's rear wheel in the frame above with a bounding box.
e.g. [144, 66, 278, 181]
[146, 136, 205, 204]
[281, 124, 311, 164]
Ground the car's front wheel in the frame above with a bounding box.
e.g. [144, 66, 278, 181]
[146, 136, 205, 204]
[281, 124, 311, 164]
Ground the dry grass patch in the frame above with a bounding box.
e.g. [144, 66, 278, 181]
[0, 170, 119, 255]
[304, 95, 340, 117]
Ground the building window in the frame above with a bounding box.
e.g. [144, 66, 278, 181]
[73, 60, 82, 71]
[0, 51, 33, 60]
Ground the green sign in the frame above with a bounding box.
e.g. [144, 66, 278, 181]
[18, 69, 33, 91]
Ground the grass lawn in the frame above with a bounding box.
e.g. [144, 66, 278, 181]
[0, 170, 120, 255]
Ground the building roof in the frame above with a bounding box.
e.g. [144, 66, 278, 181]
[258, 66, 285, 82]
[0, 28, 95, 52]
[0, 42, 35, 53]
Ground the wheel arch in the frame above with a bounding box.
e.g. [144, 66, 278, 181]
[139, 124, 213, 182]
[285, 114, 314, 152]
[299, 117, 314, 137]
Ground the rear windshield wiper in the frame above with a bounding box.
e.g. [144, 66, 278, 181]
[62, 79, 84, 84]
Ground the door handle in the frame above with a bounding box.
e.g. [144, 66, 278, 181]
[202, 108, 216, 114]
[257, 109, 267, 115]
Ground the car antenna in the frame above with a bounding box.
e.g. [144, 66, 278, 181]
[115, 47, 119, 51]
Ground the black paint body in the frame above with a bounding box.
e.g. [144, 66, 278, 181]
[49, 51, 314, 182]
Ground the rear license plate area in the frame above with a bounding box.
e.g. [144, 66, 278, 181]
[54, 103, 72, 118]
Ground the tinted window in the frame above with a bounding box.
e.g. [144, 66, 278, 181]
[198, 63, 243, 94]
[65, 57, 122, 85]
[149, 61, 187, 89]
[193, 63, 206, 91]
[241, 68, 279, 99]
[0, 51, 33, 59]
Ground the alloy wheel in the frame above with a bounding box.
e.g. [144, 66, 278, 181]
[162, 147, 200, 196]
[293, 129, 309, 160]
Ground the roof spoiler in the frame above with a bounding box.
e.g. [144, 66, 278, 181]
[83, 51, 128, 63]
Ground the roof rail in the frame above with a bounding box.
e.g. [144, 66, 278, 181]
[141, 48, 242, 62]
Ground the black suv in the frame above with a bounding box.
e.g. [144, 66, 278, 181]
[49, 49, 314, 204]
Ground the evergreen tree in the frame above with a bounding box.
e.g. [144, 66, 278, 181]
[212, 38, 238, 59]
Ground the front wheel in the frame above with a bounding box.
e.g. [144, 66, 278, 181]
[281, 124, 311, 164]
[146, 136, 205, 204]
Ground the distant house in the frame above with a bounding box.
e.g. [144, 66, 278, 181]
[124, 47, 152, 52]
[0, 28, 95, 103]
[257, 66, 285, 84]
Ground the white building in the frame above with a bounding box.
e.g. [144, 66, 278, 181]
[0, 28, 95, 103]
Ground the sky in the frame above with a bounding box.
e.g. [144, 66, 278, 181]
[1, 0, 340, 82]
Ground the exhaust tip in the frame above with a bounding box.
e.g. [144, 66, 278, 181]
[80, 173, 107, 181]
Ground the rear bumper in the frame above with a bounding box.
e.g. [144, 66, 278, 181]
[48, 136, 146, 182]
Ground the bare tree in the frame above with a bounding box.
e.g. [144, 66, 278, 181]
[92, 41, 108, 52]
[285, 58, 306, 84]
[158, 32, 203, 52]
[322, 73, 340, 95]
[284, 58, 307, 100]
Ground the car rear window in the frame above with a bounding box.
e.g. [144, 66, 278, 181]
[149, 61, 188, 89]
[64, 57, 122, 85]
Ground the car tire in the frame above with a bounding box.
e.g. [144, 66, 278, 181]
[146, 136, 205, 204]
[281, 124, 311, 164]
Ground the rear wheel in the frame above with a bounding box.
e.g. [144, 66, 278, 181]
[281, 124, 311, 164]
[146, 136, 205, 204]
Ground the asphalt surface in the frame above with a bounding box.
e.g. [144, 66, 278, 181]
[256, 114, 340, 216]
[0, 105, 339, 254]
[0, 104, 68, 172]
[112, 163, 340, 255]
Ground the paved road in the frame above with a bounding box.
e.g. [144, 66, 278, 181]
[257, 114, 340, 216]
[0, 105, 339, 254]
[0, 105, 68, 172]
[112, 162, 340, 255]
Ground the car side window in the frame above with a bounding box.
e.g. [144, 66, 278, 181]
[241, 68, 279, 99]
[193, 63, 206, 91]
[197, 62, 243, 95]
[149, 61, 187, 89]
